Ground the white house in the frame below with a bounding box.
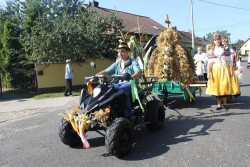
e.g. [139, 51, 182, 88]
[240, 37, 250, 55]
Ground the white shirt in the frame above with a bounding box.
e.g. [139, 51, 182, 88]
[194, 52, 208, 73]
[213, 47, 231, 63]
[65, 64, 73, 79]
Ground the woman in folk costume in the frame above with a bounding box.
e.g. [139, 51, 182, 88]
[222, 39, 242, 79]
[222, 39, 234, 77]
[206, 33, 240, 110]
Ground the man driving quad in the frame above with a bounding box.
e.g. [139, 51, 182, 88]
[97, 41, 141, 118]
[97, 41, 141, 82]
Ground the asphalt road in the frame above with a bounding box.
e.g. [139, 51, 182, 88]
[1, 59, 250, 167]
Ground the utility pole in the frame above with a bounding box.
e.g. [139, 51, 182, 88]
[190, 0, 195, 56]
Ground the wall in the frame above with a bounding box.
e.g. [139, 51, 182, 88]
[35, 58, 114, 92]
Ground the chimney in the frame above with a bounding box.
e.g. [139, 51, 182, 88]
[91, 0, 99, 7]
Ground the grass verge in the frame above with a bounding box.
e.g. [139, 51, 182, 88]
[33, 90, 81, 99]
[1, 88, 81, 100]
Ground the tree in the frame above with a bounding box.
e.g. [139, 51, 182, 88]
[0, 8, 7, 72]
[28, 5, 123, 63]
[206, 30, 231, 42]
[0, 0, 34, 88]
[233, 39, 244, 50]
[0, 0, 123, 89]
[0, 2, 18, 72]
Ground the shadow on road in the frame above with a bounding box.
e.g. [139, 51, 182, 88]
[239, 84, 250, 87]
[168, 95, 250, 110]
[70, 136, 105, 149]
[69, 95, 250, 160]
[69, 113, 224, 160]
[120, 115, 224, 161]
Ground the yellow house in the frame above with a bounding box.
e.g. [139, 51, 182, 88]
[35, 58, 113, 93]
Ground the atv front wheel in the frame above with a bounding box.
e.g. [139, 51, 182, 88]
[105, 118, 134, 157]
[145, 99, 165, 130]
[59, 118, 81, 147]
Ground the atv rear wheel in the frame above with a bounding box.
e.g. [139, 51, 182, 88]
[145, 100, 165, 130]
[105, 118, 134, 157]
[59, 118, 81, 147]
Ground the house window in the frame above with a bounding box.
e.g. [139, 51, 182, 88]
[245, 50, 249, 55]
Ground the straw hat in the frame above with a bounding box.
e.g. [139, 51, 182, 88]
[117, 41, 130, 51]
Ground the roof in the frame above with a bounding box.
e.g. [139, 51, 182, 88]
[196, 36, 213, 46]
[86, 1, 203, 45]
[178, 31, 201, 45]
[92, 6, 165, 36]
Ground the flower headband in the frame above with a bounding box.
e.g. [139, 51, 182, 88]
[213, 33, 221, 40]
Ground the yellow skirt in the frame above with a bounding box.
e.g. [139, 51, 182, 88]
[206, 62, 240, 96]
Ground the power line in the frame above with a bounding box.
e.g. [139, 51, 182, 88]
[184, 0, 191, 30]
[195, 21, 250, 32]
[198, 0, 250, 11]
[170, 0, 189, 16]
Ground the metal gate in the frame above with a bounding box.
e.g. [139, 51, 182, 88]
[0, 71, 37, 100]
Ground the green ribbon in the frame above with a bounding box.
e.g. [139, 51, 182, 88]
[186, 88, 195, 102]
[198, 86, 202, 96]
[130, 79, 144, 112]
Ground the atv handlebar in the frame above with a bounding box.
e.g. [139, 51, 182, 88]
[84, 75, 107, 83]
[84, 73, 131, 84]
[111, 74, 123, 78]
[84, 75, 105, 80]
[111, 73, 131, 83]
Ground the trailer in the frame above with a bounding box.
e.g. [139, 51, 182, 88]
[141, 79, 207, 105]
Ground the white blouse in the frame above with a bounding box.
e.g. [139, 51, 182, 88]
[213, 46, 231, 63]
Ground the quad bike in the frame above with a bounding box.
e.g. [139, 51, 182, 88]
[59, 60, 166, 157]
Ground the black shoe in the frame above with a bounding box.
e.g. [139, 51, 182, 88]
[64, 94, 69, 97]
[216, 106, 222, 110]
[222, 105, 229, 109]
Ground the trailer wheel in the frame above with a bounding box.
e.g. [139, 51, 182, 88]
[105, 118, 134, 158]
[59, 118, 81, 147]
[145, 100, 165, 130]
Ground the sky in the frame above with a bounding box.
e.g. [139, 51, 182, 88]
[1, 0, 249, 43]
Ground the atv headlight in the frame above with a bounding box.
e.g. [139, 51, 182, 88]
[93, 87, 101, 98]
